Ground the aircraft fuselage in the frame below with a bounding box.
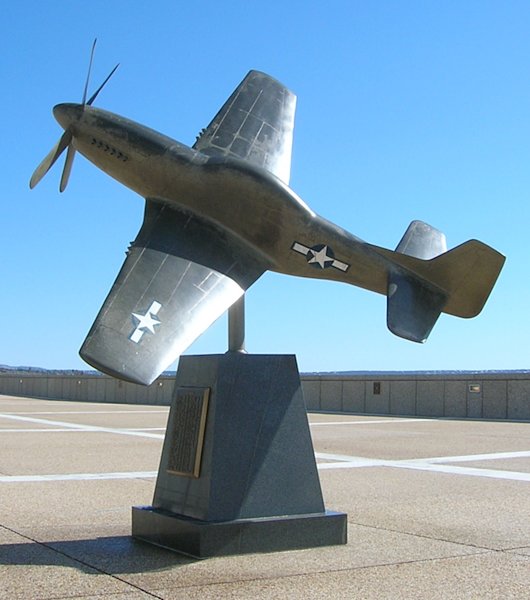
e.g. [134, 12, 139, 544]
[54, 103, 390, 295]
[30, 69, 504, 384]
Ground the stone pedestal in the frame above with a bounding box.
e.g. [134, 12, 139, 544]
[132, 353, 347, 557]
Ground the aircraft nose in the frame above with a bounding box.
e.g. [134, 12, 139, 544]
[53, 103, 84, 130]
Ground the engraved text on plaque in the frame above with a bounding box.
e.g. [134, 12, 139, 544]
[167, 387, 210, 478]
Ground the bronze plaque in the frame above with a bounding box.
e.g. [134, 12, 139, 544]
[167, 387, 210, 478]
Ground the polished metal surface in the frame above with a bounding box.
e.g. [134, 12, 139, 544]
[30, 66, 505, 384]
[228, 296, 246, 353]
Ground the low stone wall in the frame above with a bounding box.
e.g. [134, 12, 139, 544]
[303, 372, 530, 420]
[0, 373, 174, 405]
[1, 371, 529, 420]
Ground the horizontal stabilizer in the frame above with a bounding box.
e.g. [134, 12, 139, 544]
[376, 239, 504, 319]
[395, 220, 447, 260]
[387, 273, 447, 342]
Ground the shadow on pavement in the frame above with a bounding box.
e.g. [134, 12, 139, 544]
[0, 535, 195, 574]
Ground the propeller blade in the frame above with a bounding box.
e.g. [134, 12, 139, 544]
[86, 63, 120, 106]
[30, 41, 119, 193]
[29, 130, 72, 189]
[82, 38, 97, 105]
[59, 145, 76, 193]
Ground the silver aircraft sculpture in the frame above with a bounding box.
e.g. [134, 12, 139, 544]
[30, 44, 505, 385]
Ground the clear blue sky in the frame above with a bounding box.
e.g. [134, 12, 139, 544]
[2, 2, 529, 372]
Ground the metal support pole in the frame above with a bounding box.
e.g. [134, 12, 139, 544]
[228, 294, 246, 353]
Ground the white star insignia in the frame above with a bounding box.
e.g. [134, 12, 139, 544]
[130, 301, 162, 343]
[291, 242, 350, 272]
[308, 245, 334, 268]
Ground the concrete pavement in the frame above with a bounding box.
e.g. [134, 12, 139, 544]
[0, 394, 528, 599]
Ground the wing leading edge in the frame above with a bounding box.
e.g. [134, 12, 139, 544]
[80, 200, 267, 385]
[193, 70, 296, 184]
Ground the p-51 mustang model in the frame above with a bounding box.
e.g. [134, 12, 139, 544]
[31, 43, 505, 385]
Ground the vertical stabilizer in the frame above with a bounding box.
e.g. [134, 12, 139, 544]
[380, 233, 504, 343]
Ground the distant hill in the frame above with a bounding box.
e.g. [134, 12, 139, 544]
[0, 364, 49, 373]
[0, 364, 99, 375]
[0, 364, 178, 377]
[1, 364, 526, 378]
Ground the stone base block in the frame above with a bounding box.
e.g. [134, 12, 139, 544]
[132, 505, 347, 558]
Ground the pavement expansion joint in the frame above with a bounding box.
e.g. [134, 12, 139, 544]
[348, 520, 497, 554]
[1, 523, 164, 599]
[150, 550, 501, 598]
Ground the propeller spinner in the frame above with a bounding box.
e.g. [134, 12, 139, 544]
[29, 39, 119, 192]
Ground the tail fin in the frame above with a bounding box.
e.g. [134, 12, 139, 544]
[377, 223, 505, 343]
[421, 240, 506, 318]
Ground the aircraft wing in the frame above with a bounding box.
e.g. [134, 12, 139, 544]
[80, 200, 267, 385]
[193, 70, 296, 184]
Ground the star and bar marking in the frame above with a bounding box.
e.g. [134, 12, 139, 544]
[130, 301, 162, 343]
[291, 242, 349, 272]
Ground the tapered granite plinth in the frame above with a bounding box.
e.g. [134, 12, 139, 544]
[132, 353, 347, 557]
